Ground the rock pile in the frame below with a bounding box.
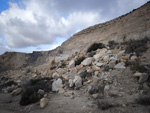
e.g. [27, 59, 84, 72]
[0, 38, 150, 111]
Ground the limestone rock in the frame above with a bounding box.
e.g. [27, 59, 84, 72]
[103, 55, 109, 62]
[130, 55, 138, 61]
[139, 73, 149, 83]
[68, 60, 75, 68]
[92, 93, 99, 99]
[62, 74, 70, 80]
[40, 98, 49, 109]
[58, 88, 65, 94]
[108, 60, 116, 68]
[96, 62, 104, 67]
[52, 73, 60, 79]
[56, 68, 66, 75]
[11, 88, 22, 96]
[38, 89, 45, 96]
[104, 85, 110, 91]
[92, 76, 100, 85]
[52, 78, 63, 91]
[73, 76, 82, 88]
[114, 62, 126, 69]
[69, 79, 74, 87]
[81, 57, 93, 66]
[6, 85, 17, 93]
[93, 53, 102, 61]
[92, 65, 100, 71]
[134, 72, 143, 77]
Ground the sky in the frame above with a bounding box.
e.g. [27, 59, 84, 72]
[0, 0, 149, 55]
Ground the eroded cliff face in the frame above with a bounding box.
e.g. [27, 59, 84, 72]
[0, 47, 63, 72]
[61, 2, 150, 54]
[0, 2, 150, 71]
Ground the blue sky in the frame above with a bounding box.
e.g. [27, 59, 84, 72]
[0, 0, 148, 55]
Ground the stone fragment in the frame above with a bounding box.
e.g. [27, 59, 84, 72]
[6, 85, 17, 93]
[134, 72, 143, 77]
[130, 56, 138, 61]
[58, 88, 65, 94]
[94, 49, 107, 61]
[11, 88, 22, 96]
[62, 74, 70, 80]
[114, 62, 126, 69]
[81, 58, 93, 66]
[40, 98, 49, 109]
[108, 60, 116, 68]
[96, 63, 104, 67]
[73, 76, 82, 88]
[139, 73, 149, 83]
[52, 78, 63, 91]
[68, 60, 75, 68]
[52, 73, 60, 79]
[92, 76, 100, 85]
[92, 65, 100, 71]
[38, 89, 45, 96]
[69, 79, 74, 87]
[104, 85, 110, 91]
[103, 55, 109, 62]
[92, 93, 99, 99]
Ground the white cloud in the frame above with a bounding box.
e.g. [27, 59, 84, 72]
[0, 0, 102, 49]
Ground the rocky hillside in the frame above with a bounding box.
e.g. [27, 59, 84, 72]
[0, 2, 150, 113]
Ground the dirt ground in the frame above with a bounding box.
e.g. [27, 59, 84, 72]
[0, 86, 150, 113]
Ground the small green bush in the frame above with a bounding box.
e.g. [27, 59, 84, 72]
[75, 57, 85, 66]
[87, 43, 105, 52]
[125, 37, 150, 55]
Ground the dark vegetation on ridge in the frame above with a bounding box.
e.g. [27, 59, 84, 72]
[87, 43, 106, 52]
[124, 37, 150, 55]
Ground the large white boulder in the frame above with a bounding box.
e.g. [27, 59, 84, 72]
[52, 78, 63, 91]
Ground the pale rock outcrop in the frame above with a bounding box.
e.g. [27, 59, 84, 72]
[52, 78, 63, 91]
[81, 57, 93, 66]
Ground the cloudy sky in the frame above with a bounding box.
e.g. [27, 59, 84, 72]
[0, 0, 148, 55]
